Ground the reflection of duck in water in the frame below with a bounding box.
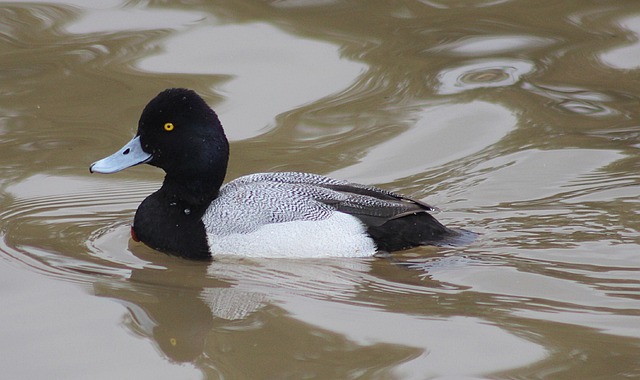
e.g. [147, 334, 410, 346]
[91, 88, 470, 259]
[92, 250, 537, 376]
[93, 250, 266, 363]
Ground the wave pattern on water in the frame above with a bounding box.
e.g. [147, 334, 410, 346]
[1, 0, 640, 379]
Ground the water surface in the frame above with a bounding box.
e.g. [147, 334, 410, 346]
[0, 1, 639, 379]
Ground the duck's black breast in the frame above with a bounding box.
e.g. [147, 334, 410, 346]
[133, 187, 211, 260]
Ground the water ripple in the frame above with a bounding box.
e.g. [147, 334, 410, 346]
[436, 58, 535, 95]
[523, 83, 621, 117]
[418, 0, 513, 9]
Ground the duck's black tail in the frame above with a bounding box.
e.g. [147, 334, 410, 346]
[367, 212, 476, 252]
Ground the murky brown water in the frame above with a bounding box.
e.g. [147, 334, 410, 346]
[1, 0, 639, 379]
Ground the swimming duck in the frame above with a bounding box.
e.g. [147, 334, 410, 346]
[90, 88, 461, 259]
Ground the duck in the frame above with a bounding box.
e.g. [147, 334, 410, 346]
[90, 88, 465, 259]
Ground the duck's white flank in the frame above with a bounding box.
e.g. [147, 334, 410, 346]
[206, 212, 377, 258]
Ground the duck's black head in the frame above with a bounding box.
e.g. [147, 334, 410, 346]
[138, 88, 229, 180]
[91, 88, 230, 195]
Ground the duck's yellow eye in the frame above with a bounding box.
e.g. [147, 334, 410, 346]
[164, 122, 175, 132]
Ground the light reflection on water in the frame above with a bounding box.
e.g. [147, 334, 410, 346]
[432, 35, 557, 56]
[329, 100, 516, 183]
[599, 15, 640, 70]
[0, 0, 639, 379]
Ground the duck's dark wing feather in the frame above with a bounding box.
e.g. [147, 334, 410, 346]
[319, 183, 437, 227]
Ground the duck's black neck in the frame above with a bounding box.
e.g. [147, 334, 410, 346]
[161, 171, 225, 208]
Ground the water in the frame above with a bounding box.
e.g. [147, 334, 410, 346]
[1, 1, 639, 379]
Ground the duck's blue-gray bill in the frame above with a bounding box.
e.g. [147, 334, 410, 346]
[90, 135, 151, 174]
